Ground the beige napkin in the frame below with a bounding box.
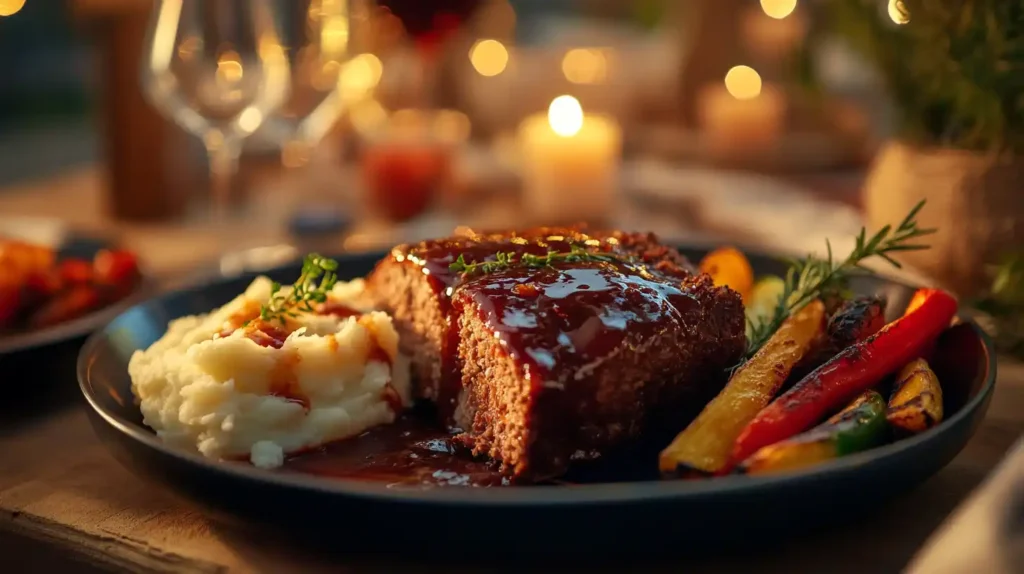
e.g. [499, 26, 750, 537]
[908, 438, 1024, 573]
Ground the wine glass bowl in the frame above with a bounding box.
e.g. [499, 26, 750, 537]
[141, 0, 291, 214]
[268, 0, 377, 167]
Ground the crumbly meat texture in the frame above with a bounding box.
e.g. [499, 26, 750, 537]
[453, 272, 745, 480]
[367, 226, 745, 481]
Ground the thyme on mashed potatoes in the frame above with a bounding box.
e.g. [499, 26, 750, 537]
[258, 253, 339, 325]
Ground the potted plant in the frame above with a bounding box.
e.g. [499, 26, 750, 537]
[818, 0, 1024, 297]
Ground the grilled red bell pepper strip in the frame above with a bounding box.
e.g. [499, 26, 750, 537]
[729, 288, 958, 467]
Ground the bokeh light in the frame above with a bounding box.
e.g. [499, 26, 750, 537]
[724, 65, 763, 100]
[760, 0, 797, 19]
[216, 50, 244, 85]
[469, 39, 509, 77]
[0, 0, 26, 17]
[562, 48, 609, 85]
[339, 53, 383, 103]
[888, 0, 910, 24]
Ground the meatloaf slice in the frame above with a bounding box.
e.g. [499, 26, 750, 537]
[367, 226, 745, 480]
[367, 226, 695, 404]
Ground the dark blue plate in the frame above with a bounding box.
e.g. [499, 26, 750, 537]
[77, 247, 997, 557]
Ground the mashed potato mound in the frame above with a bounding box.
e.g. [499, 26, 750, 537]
[128, 276, 411, 468]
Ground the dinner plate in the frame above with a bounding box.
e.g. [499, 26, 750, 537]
[77, 247, 997, 557]
[0, 217, 155, 355]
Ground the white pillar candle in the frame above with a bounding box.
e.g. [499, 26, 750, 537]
[517, 95, 622, 224]
[698, 66, 786, 155]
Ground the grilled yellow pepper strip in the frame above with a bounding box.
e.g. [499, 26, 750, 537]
[887, 358, 943, 434]
[660, 299, 826, 476]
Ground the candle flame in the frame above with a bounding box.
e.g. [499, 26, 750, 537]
[548, 95, 583, 137]
[724, 65, 762, 100]
[760, 0, 797, 19]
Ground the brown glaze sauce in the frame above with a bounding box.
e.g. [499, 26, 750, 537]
[282, 414, 511, 487]
[268, 350, 309, 409]
[278, 409, 675, 486]
[459, 263, 698, 388]
[394, 229, 698, 420]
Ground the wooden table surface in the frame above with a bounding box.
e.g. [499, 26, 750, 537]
[1, 166, 1022, 573]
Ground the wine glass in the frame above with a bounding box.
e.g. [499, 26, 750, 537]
[140, 0, 291, 223]
[267, 0, 375, 168]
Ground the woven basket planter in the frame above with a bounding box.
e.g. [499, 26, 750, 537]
[863, 141, 1024, 296]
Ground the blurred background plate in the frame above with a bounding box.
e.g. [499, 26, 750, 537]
[0, 216, 155, 355]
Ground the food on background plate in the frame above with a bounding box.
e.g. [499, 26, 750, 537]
[739, 390, 889, 475]
[128, 256, 411, 469]
[0, 239, 140, 332]
[368, 228, 746, 480]
[128, 200, 971, 484]
[659, 299, 826, 476]
[887, 358, 944, 434]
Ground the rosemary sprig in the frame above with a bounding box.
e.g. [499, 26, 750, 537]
[449, 244, 627, 277]
[743, 200, 935, 362]
[258, 253, 339, 326]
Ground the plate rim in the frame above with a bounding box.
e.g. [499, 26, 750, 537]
[76, 247, 999, 507]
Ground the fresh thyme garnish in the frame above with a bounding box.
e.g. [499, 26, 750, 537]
[258, 253, 339, 326]
[743, 199, 935, 363]
[449, 244, 626, 277]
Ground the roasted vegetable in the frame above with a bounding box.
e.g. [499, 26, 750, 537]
[700, 246, 754, 302]
[660, 299, 826, 476]
[730, 288, 958, 466]
[887, 358, 943, 434]
[93, 249, 140, 287]
[745, 275, 785, 337]
[740, 390, 888, 475]
[787, 296, 888, 385]
[28, 286, 101, 329]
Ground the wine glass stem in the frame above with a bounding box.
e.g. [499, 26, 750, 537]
[205, 135, 241, 222]
[204, 133, 242, 254]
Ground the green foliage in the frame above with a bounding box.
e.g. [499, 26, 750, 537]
[973, 252, 1024, 358]
[819, 0, 1024, 151]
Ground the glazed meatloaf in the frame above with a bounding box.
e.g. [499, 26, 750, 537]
[368, 227, 746, 480]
